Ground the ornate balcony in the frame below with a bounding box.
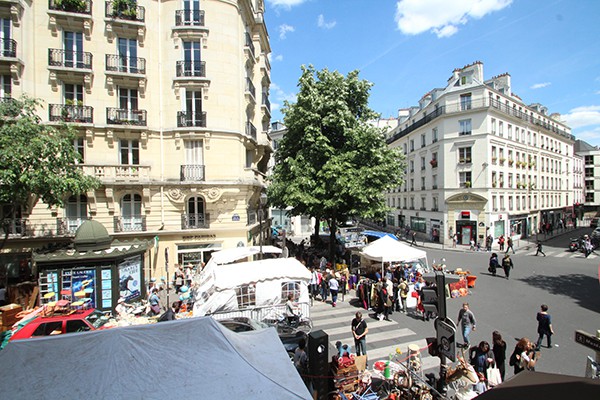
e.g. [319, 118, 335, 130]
[80, 164, 150, 183]
[1, 218, 27, 237]
[48, 0, 92, 14]
[57, 217, 90, 235]
[114, 215, 146, 232]
[49, 104, 93, 123]
[0, 38, 17, 58]
[48, 49, 92, 70]
[175, 9, 205, 26]
[245, 121, 257, 140]
[105, 54, 146, 74]
[175, 60, 206, 77]
[105, 0, 145, 22]
[245, 77, 256, 99]
[262, 94, 271, 115]
[180, 164, 205, 182]
[181, 213, 210, 230]
[106, 107, 147, 126]
[177, 111, 206, 128]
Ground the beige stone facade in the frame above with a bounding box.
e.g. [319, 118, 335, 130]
[0, 0, 271, 279]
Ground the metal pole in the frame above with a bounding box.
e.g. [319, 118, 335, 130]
[436, 271, 448, 396]
[259, 209, 263, 260]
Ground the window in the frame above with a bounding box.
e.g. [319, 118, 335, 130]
[508, 173, 513, 188]
[499, 172, 504, 187]
[74, 137, 84, 163]
[432, 128, 438, 142]
[403, 143, 407, 154]
[432, 197, 438, 210]
[459, 171, 472, 188]
[499, 121, 504, 136]
[420, 156, 426, 170]
[66, 320, 91, 333]
[182, 0, 202, 25]
[410, 178, 414, 191]
[507, 124, 512, 140]
[121, 193, 142, 230]
[421, 176, 425, 189]
[119, 139, 139, 165]
[281, 281, 301, 303]
[492, 196, 497, 210]
[421, 196, 426, 209]
[460, 93, 472, 111]
[183, 40, 202, 76]
[186, 196, 206, 228]
[500, 195, 505, 210]
[65, 195, 88, 232]
[410, 197, 415, 209]
[184, 90, 203, 126]
[32, 322, 63, 337]
[118, 88, 139, 122]
[459, 119, 472, 135]
[432, 174, 437, 188]
[410, 140, 414, 152]
[117, 37, 138, 73]
[63, 31, 84, 68]
[0, 74, 11, 98]
[458, 147, 472, 163]
[235, 284, 256, 308]
[410, 216, 426, 232]
[421, 134, 426, 147]
[491, 118, 496, 135]
[410, 160, 414, 172]
[246, 149, 253, 168]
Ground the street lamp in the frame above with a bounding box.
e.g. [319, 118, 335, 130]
[258, 192, 268, 259]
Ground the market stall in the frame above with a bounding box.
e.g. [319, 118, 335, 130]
[360, 235, 429, 271]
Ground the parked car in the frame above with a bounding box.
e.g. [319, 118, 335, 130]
[590, 217, 600, 228]
[10, 309, 112, 341]
[217, 317, 307, 360]
[591, 227, 600, 239]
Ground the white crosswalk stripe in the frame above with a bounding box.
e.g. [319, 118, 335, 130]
[310, 300, 440, 372]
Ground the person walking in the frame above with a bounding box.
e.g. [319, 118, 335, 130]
[452, 233, 457, 248]
[488, 253, 499, 276]
[351, 311, 368, 358]
[492, 331, 507, 381]
[410, 231, 417, 246]
[505, 237, 515, 254]
[456, 302, 477, 346]
[535, 241, 546, 257]
[380, 278, 392, 321]
[510, 338, 539, 374]
[329, 274, 340, 307]
[398, 278, 409, 313]
[535, 304, 554, 350]
[502, 254, 513, 279]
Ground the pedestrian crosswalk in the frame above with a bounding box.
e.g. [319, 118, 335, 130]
[309, 297, 441, 372]
[527, 248, 597, 258]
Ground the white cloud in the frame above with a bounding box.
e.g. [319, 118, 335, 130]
[268, 53, 284, 62]
[317, 14, 337, 29]
[562, 105, 600, 129]
[395, 0, 512, 38]
[270, 83, 297, 113]
[278, 24, 295, 40]
[574, 127, 600, 143]
[531, 82, 551, 89]
[266, 0, 307, 10]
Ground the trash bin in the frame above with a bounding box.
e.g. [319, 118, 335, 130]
[466, 275, 477, 288]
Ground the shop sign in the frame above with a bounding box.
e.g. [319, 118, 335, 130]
[182, 234, 217, 240]
[461, 211, 470, 219]
[232, 214, 240, 222]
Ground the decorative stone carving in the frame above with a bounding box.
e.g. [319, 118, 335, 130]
[105, 187, 114, 212]
[203, 188, 221, 202]
[49, 16, 58, 36]
[49, 71, 58, 91]
[84, 74, 93, 93]
[106, 130, 114, 147]
[83, 20, 92, 40]
[140, 132, 148, 149]
[142, 188, 151, 211]
[11, 5, 21, 27]
[166, 188, 185, 203]
[106, 76, 114, 95]
[85, 129, 94, 147]
[86, 190, 97, 213]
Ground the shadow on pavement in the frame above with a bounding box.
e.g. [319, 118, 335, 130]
[518, 273, 600, 312]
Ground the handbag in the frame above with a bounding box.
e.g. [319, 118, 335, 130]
[486, 365, 502, 387]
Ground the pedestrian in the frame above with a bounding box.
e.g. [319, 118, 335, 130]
[320, 272, 329, 302]
[501, 254, 513, 279]
[469, 341, 495, 381]
[351, 311, 368, 358]
[174, 265, 185, 293]
[510, 338, 539, 374]
[452, 233, 457, 248]
[470, 238, 475, 251]
[309, 267, 319, 299]
[158, 301, 180, 322]
[294, 338, 311, 390]
[498, 235, 505, 251]
[329, 274, 339, 307]
[505, 237, 515, 254]
[488, 252, 499, 276]
[535, 241, 546, 257]
[380, 278, 392, 321]
[535, 304, 554, 350]
[411, 231, 417, 246]
[399, 278, 409, 313]
[492, 331, 507, 381]
[392, 278, 400, 312]
[147, 288, 161, 316]
[456, 302, 477, 346]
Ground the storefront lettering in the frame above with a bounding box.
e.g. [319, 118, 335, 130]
[182, 235, 217, 240]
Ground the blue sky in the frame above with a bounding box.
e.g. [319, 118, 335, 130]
[265, 0, 600, 146]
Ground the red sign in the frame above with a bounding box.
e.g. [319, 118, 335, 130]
[461, 211, 470, 219]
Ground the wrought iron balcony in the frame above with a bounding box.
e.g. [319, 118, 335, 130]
[57, 217, 90, 235]
[177, 111, 206, 127]
[175, 9, 205, 26]
[0, 38, 17, 58]
[48, 0, 92, 14]
[49, 104, 93, 123]
[246, 121, 257, 140]
[244, 32, 255, 57]
[180, 164, 205, 181]
[106, 108, 146, 126]
[245, 77, 256, 98]
[105, 0, 145, 22]
[175, 60, 206, 77]
[1, 218, 27, 237]
[114, 215, 146, 232]
[105, 54, 146, 74]
[48, 49, 93, 69]
[181, 213, 210, 229]
[262, 94, 271, 112]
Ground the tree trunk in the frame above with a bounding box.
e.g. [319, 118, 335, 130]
[328, 218, 337, 266]
[312, 217, 320, 246]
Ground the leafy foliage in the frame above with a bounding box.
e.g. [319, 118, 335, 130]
[0, 96, 100, 217]
[268, 66, 404, 245]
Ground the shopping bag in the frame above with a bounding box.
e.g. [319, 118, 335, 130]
[486, 366, 502, 387]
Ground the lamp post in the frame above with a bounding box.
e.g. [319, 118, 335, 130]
[258, 192, 268, 259]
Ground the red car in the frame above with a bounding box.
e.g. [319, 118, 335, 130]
[10, 308, 112, 341]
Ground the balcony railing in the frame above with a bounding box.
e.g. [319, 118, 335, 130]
[105, 1, 145, 22]
[105, 54, 146, 74]
[114, 215, 146, 232]
[244, 32, 255, 57]
[48, 0, 92, 14]
[262, 94, 271, 111]
[0, 38, 17, 58]
[80, 164, 150, 183]
[1, 218, 27, 236]
[106, 108, 146, 126]
[177, 111, 206, 127]
[181, 213, 210, 229]
[180, 164, 205, 181]
[57, 217, 90, 235]
[245, 77, 256, 98]
[176, 60, 206, 77]
[49, 104, 93, 123]
[246, 121, 257, 140]
[175, 9, 205, 26]
[48, 49, 93, 69]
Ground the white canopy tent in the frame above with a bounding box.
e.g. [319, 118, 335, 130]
[360, 235, 428, 267]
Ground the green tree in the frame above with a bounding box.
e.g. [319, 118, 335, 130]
[0, 96, 100, 248]
[268, 66, 405, 261]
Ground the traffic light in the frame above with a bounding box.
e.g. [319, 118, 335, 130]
[421, 272, 462, 319]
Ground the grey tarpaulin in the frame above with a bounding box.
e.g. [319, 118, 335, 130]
[0, 317, 312, 399]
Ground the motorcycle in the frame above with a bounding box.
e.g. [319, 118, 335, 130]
[569, 238, 580, 252]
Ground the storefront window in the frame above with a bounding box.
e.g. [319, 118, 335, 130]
[410, 217, 426, 233]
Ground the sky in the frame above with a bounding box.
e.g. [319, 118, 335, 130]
[264, 0, 600, 147]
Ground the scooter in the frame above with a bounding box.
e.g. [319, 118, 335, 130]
[568, 238, 580, 252]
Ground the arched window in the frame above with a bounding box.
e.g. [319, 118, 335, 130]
[65, 195, 88, 232]
[121, 193, 142, 230]
[185, 196, 206, 228]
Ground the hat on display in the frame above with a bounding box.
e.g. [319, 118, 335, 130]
[180, 285, 189, 293]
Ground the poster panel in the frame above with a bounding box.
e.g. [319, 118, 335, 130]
[118, 255, 142, 301]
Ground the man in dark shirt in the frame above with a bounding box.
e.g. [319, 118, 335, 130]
[351, 311, 368, 357]
[158, 301, 180, 322]
[535, 304, 554, 350]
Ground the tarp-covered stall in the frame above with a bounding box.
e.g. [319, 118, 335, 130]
[360, 235, 428, 268]
[193, 247, 311, 318]
[0, 317, 312, 399]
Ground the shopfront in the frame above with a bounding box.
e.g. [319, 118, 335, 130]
[455, 211, 477, 245]
[509, 214, 528, 239]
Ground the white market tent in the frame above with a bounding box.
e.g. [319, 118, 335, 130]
[360, 235, 428, 267]
[0, 317, 312, 399]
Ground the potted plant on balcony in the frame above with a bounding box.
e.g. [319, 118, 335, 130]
[430, 159, 438, 167]
[112, 0, 138, 19]
[508, 159, 514, 166]
[492, 181, 497, 188]
[491, 157, 497, 163]
[465, 181, 471, 188]
[499, 157, 505, 165]
[54, 0, 88, 13]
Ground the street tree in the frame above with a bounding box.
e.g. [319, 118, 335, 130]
[268, 66, 405, 261]
[0, 96, 100, 249]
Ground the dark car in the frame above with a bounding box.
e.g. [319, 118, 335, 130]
[217, 317, 307, 359]
[591, 217, 600, 229]
[10, 308, 112, 341]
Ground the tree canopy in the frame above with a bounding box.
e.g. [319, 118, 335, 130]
[268, 66, 404, 257]
[0, 96, 100, 232]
